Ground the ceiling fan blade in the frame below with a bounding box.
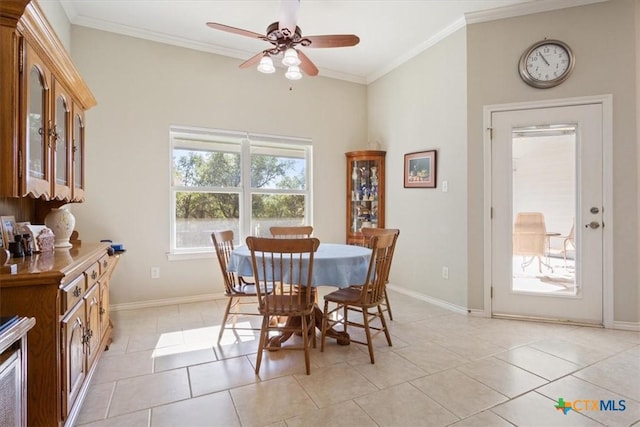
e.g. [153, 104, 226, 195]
[297, 50, 318, 76]
[304, 34, 360, 48]
[239, 52, 265, 69]
[278, 0, 300, 37]
[206, 22, 265, 39]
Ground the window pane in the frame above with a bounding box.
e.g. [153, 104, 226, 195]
[250, 152, 306, 190]
[173, 149, 240, 187]
[175, 192, 239, 249]
[251, 194, 306, 236]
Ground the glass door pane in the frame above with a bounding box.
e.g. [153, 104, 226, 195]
[73, 113, 83, 189]
[511, 125, 576, 296]
[27, 67, 46, 179]
[55, 95, 69, 185]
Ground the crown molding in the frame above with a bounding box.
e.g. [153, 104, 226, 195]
[366, 0, 608, 84]
[61, 0, 609, 85]
[366, 16, 465, 84]
[69, 14, 366, 84]
[464, 0, 608, 25]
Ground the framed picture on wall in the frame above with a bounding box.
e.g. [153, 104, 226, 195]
[404, 150, 437, 188]
[0, 216, 17, 247]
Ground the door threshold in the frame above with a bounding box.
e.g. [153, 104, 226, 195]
[492, 313, 603, 328]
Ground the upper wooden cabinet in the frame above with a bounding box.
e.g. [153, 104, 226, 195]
[0, 0, 96, 200]
[345, 150, 386, 245]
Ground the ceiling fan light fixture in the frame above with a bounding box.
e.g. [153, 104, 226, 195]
[257, 55, 276, 74]
[282, 48, 301, 67]
[285, 65, 303, 80]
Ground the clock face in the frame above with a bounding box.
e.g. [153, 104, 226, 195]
[519, 40, 574, 88]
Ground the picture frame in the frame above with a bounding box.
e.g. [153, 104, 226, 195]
[0, 216, 17, 247]
[404, 150, 437, 188]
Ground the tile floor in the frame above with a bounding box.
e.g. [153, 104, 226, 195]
[75, 289, 640, 427]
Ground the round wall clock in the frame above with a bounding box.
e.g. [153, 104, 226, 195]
[518, 39, 574, 89]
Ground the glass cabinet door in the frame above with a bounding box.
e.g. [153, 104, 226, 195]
[24, 48, 52, 199]
[52, 80, 72, 200]
[346, 151, 386, 244]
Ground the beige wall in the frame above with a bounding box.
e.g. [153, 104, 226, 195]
[368, 28, 469, 308]
[466, 0, 638, 322]
[43, 1, 638, 323]
[69, 27, 367, 305]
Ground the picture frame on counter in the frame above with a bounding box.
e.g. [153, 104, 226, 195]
[0, 216, 17, 248]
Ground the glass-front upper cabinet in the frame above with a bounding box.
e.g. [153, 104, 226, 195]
[345, 150, 386, 245]
[24, 48, 51, 198]
[52, 78, 72, 201]
[72, 106, 86, 201]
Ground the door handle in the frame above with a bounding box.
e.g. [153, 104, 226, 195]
[586, 221, 600, 229]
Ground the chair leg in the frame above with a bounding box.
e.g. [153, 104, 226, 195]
[378, 304, 392, 347]
[320, 301, 329, 352]
[217, 297, 234, 343]
[255, 315, 269, 375]
[383, 288, 393, 320]
[301, 315, 310, 375]
[362, 307, 375, 364]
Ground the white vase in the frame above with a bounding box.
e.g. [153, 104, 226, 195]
[44, 206, 76, 248]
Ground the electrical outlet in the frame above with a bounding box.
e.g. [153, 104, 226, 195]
[442, 266, 449, 279]
[151, 267, 160, 279]
[442, 180, 448, 192]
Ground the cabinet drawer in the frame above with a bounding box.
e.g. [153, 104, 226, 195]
[62, 275, 85, 313]
[85, 262, 100, 288]
[98, 254, 111, 276]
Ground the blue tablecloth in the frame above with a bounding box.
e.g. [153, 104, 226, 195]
[228, 243, 372, 288]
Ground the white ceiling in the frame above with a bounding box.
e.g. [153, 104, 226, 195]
[58, 0, 602, 84]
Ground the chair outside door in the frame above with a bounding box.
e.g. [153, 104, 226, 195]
[512, 212, 548, 273]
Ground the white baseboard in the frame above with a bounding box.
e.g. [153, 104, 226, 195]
[387, 284, 468, 315]
[612, 321, 640, 332]
[111, 292, 225, 312]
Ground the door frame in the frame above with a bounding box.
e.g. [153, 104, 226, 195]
[482, 95, 613, 327]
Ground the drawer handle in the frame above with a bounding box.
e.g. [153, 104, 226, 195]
[103, 260, 108, 268]
[73, 286, 82, 297]
[100, 307, 106, 315]
[91, 271, 98, 280]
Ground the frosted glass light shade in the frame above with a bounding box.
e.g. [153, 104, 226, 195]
[257, 55, 275, 74]
[285, 65, 302, 80]
[282, 48, 301, 66]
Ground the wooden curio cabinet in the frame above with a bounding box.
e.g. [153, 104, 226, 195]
[346, 150, 386, 244]
[0, 0, 96, 200]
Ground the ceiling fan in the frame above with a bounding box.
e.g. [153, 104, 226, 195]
[206, 0, 360, 80]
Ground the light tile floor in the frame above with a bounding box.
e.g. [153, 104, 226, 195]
[75, 289, 640, 427]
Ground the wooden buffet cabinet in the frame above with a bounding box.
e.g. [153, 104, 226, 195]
[346, 150, 386, 245]
[0, 244, 119, 427]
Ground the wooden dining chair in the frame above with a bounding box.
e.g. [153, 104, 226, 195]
[359, 227, 400, 320]
[246, 236, 320, 375]
[211, 230, 262, 343]
[321, 232, 396, 364]
[269, 225, 313, 238]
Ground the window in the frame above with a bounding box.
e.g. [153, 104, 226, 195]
[170, 126, 312, 255]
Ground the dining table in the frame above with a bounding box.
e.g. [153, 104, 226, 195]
[227, 242, 372, 346]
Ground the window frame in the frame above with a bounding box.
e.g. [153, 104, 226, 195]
[169, 126, 313, 259]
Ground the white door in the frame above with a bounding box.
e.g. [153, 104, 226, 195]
[491, 103, 603, 324]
